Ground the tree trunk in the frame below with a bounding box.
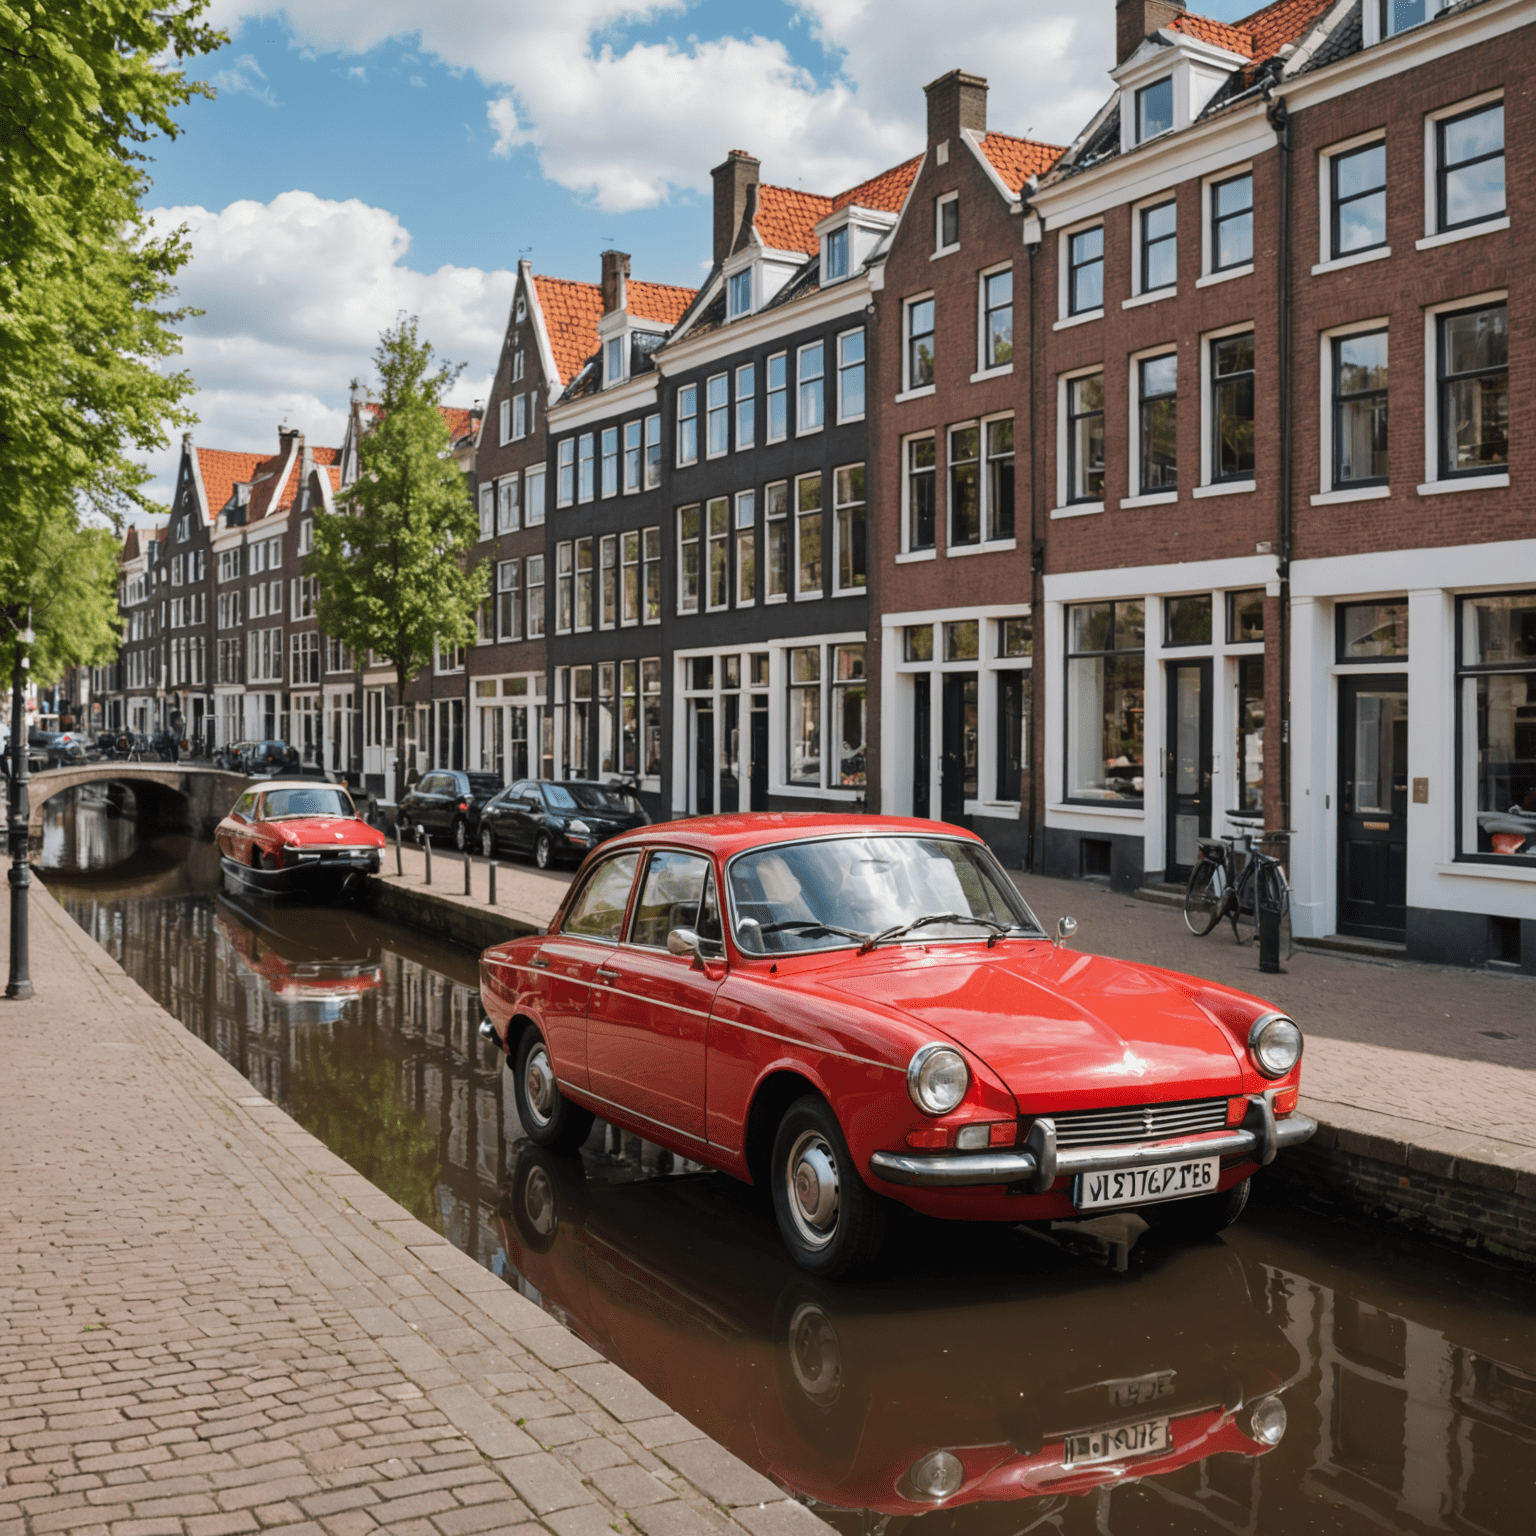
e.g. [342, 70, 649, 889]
[394, 661, 408, 805]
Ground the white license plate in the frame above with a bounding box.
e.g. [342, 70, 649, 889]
[1064, 1416, 1171, 1467]
[1075, 1157, 1219, 1211]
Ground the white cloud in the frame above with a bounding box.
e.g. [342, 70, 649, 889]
[205, 2, 1116, 210]
[210, 51, 278, 106]
[141, 191, 510, 505]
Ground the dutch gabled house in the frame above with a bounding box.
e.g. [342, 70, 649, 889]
[864, 72, 1062, 866]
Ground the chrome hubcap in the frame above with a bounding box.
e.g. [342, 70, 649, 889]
[787, 1301, 842, 1406]
[522, 1167, 557, 1236]
[524, 1044, 556, 1126]
[786, 1131, 839, 1248]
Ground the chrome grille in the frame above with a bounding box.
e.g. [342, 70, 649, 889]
[1048, 1097, 1230, 1148]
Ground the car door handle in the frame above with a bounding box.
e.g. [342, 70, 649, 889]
[594, 967, 621, 981]
[529, 955, 550, 969]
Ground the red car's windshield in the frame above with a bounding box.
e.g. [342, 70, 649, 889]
[259, 787, 356, 821]
[727, 835, 1042, 954]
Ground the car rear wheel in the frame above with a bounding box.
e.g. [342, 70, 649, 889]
[452, 816, 468, 851]
[770, 1095, 886, 1279]
[480, 827, 496, 858]
[1141, 1177, 1250, 1240]
[511, 1027, 594, 1153]
[534, 832, 553, 870]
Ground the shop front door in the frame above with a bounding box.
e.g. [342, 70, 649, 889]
[748, 706, 767, 810]
[691, 701, 714, 815]
[1338, 674, 1408, 941]
[1165, 660, 1212, 881]
[940, 673, 977, 827]
[912, 675, 931, 819]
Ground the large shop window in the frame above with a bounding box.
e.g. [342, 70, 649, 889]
[1065, 601, 1145, 804]
[1439, 302, 1508, 478]
[784, 643, 867, 790]
[1459, 591, 1536, 861]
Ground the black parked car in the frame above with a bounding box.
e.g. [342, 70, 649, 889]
[240, 740, 294, 777]
[28, 729, 86, 767]
[477, 778, 649, 868]
[398, 769, 504, 850]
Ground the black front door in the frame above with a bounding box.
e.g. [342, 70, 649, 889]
[692, 702, 714, 815]
[1338, 674, 1408, 940]
[1165, 660, 1213, 880]
[913, 675, 931, 819]
[749, 706, 767, 811]
[940, 673, 977, 827]
[720, 696, 740, 813]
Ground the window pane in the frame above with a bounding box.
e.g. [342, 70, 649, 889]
[1336, 141, 1385, 199]
[1144, 232, 1177, 290]
[1165, 595, 1212, 645]
[1070, 374, 1105, 500]
[1138, 77, 1173, 141]
[950, 426, 980, 544]
[997, 672, 1029, 801]
[1228, 589, 1265, 643]
[1237, 656, 1265, 813]
[1067, 655, 1145, 802]
[1340, 601, 1409, 660]
[1144, 199, 1176, 242]
[986, 418, 1015, 540]
[1444, 305, 1508, 375]
[631, 852, 709, 948]
[908, 437, 936, 549]
[1069, 226, 1104, 312]
[563, 853, 639, 939]
[944, 620, 979, 662]
[1464, 592, 1536, 665]
[1445, 374, 1509, 473]
[1000, 617, 1031, 658]
[1469, 671, 1536, 853]
[904, 624, 933, 662]
[1441, 105, 1505, 229]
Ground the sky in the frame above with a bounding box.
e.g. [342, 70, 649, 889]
[139, 0, 1257, 512]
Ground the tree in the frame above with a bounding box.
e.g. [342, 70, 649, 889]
[308, 318, 485, 802]
[0, 3, 222, 694]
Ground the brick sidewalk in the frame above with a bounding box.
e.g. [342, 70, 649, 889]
[371, 838, 570, 940]
[0, 880, 827, 1536]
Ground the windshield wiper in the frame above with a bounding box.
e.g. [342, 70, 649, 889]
[859, 913, 1019, 953]
[756, 919, 873, 943]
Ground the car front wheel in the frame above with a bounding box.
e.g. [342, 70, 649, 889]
[534, 832, 553, 869]
[481, 827, 496, 858]
[770, 1095, 886, 1279]
[511, 1027, 594, 1153]
[1141, 1177, 1251, 1240]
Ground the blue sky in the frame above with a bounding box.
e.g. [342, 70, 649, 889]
[141, 0, 1259, 507]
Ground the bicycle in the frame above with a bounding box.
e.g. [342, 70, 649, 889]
[1183, 812, 1293, 953]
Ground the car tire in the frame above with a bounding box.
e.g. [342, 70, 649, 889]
[534, 832, 553, 870]
[511, 1026, 594, 1153]
[453, 816, 468, 851]
[1141, 1177, 1251, 1240]
[770, 1095, 886, 1280]
[504, 1147, 584, 1256]
[480, 827, 496, 858]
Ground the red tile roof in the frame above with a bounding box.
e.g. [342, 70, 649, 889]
[754, 155, 923, 257]
[628, 280, 697, 327]
[1169, 0, 1335, 61]
[1168, 11, 1256, 53]
[978, 132, 1066, 192]
[194, 449, 266, 519]
[438, 407, 479, 446]
[532, 276, 605, 385]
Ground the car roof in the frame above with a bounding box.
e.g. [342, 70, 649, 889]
[254, 780, 351, 794]
[599, 813, 985, 862]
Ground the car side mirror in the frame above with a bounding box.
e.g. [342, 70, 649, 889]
[667, 927, 702, 962]
[1055, 916, 1079, 948]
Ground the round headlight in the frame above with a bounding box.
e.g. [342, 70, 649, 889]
[1249, 1013, 1302, 1078]
[907, 1044, 970, 1116]
[908, 1450, 963, 1500]
[1248, 1395, 1287, 1447]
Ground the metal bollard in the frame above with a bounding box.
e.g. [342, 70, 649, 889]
[489, 860, 497, 905]
[394, 822, 402, 877]
[464, 849, 472, 896]
[421, 828, 430, 885]
[1258, 897, 1281, 973]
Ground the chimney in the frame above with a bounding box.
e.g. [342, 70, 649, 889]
[600, 249, 630, 315]
[1117, 0, 1186, 66]
[711, 150, 760, 265]
[924, 70, 988, 149]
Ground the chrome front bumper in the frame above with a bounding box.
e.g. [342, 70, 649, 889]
[868, 1097, 1315, 1191]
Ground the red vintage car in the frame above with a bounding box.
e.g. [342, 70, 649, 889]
[215, 780, 386, 897]
[478, 814, 1314, 1277]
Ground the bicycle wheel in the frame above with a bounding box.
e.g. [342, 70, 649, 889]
[1256, 860, 1294, 958]
[1183, 858, 1227, 936]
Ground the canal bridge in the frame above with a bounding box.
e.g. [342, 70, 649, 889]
[17, 764, 253, 838]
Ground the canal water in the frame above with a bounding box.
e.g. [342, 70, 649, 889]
[39, 789, 1536, 1536]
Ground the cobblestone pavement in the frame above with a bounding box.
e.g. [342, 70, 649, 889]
[371, 839, 569, 938]
[1, 881, 827, 1536]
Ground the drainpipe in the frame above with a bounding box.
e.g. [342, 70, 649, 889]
[1025, 217, 1042, 874]
[1266, 82, 1293, 841]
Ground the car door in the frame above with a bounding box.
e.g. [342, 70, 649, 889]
[526, 851, 641, 1094]
[504, 782, 538, 853]
[415, 772, 448, 835]
[586, 850, 726, 1146]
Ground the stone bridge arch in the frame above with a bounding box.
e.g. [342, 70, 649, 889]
[23, 765, 253, 839]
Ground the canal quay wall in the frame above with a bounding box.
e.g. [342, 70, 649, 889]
[1, 878, 834, 1536]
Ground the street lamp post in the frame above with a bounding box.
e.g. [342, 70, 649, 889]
[6, 620, 33, 999]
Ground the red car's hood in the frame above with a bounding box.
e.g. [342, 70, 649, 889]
[269, 816, 385, 847]
[820, 945, 1246, 1111]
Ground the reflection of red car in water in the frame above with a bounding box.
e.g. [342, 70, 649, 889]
[480, 814, 1313, 1277]
[495, 1148, 1300, 1522]
[215, 781, 385, 897]
[214, 894, 382, 1002]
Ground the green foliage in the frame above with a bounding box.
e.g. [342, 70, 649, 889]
[0, 516, 123, 691]
[309, 318, 485, 790]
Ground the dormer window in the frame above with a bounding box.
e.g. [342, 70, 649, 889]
[605, 336, 625, 388]
[825, 226, 850, 282]
[1136, 77, 1173, 143]
[728, 269, 752, 319]
[515, 293, 527, 322]
[936, 193, 959, 253]
[1379, 0, 1446, 38]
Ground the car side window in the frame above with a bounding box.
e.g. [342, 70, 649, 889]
[562, 853, 640, 941]
[630, 852, 710, 948]
[697, 869, 724, 953]
[233, 792, 256, 820]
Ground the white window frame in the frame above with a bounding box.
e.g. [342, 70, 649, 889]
[644, 413, 662, 489]
[974, 261, 1014, 379]
[705, 498, 730, 613]
[677, 505, 701, 616]
[1315, 129, 1390, 275]
[765, 353, 788, 442]
[1313, 316, 1392, 506]
[836, 327, 866, 424]
[623, 419, 642, 493]
[934, 191, 959, 257]
[727, 266, 753, 320]
[900, 293, 936, 399]
[498, 476, 522, 534]
[735, 362, 755, 449]
[734, 489, 757, 609]
[512, 348, 524, 383]
[793, 471, 824, 602]
[796, 340, 825, 437]
[1055, 217, 1105, 329]
[1197, 319, 1259, 495]
[1420, 286, 1510, 494]
[831, 462, 866, 597]
[577, 432, 595, 503]
[600, 426, 619, 498]
[499, 399, 511, 445]
[526, 466, 546, 527]
[1421, 89, 1508, 247]
[1199, 163, 1255, 286]
[1127, 190, 1178, 305]
[1364, 0, 1452, 48]
[605, 335, 626, 389]
[677, 383, 699, 466]
[599, 533, 617, 629]
[1124, 344, 1180, 509]
[513, 393, 528, 440]
[898, 431, 937, 559]
[556, 440, 575, 507]
[705, 372, 729, 459]
[477, 485, 494, 540]
[1052, 362, 1107, 519]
